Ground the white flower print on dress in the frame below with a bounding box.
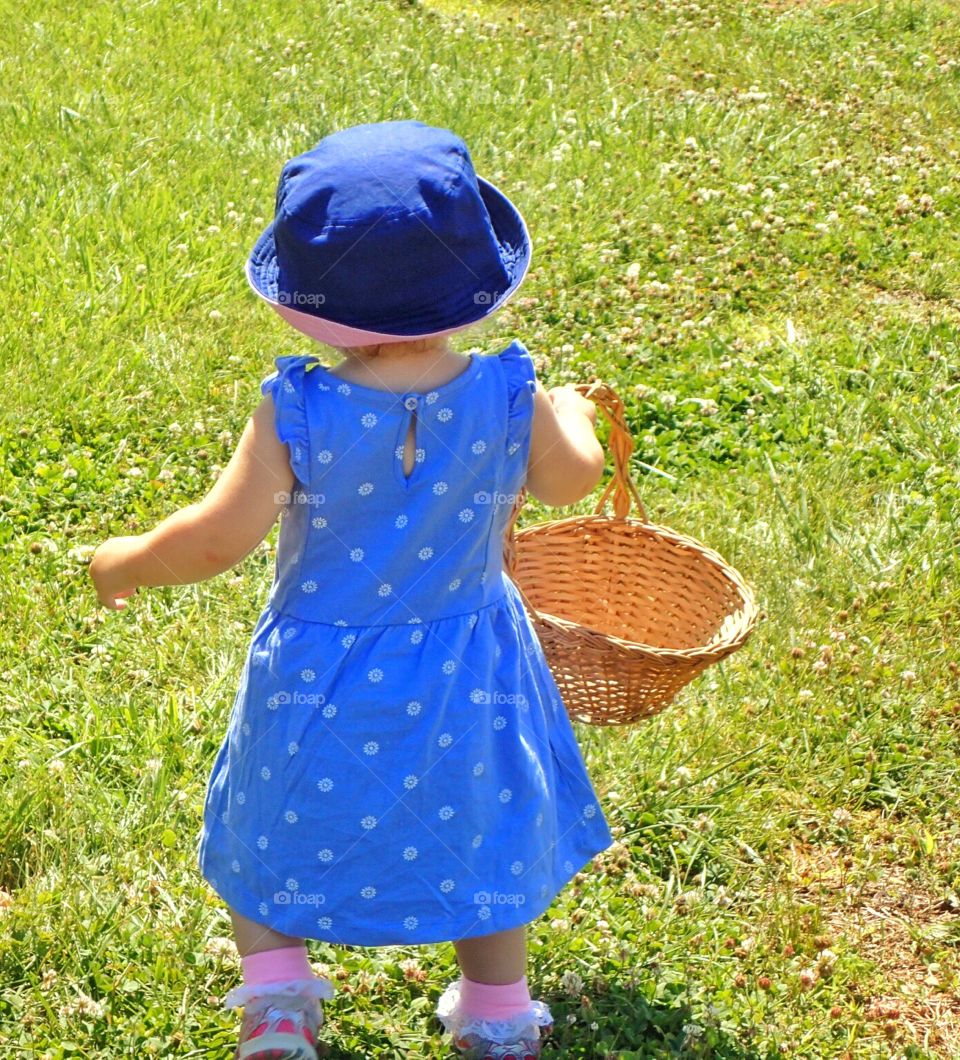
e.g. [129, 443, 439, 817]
[477, 906, 491, 921]
[260, 766, 271, 781]
[257, 835, 269, 850]
[583, 803, 597, 819]
[425, 391, 439, 404]
[368, 668, 384, 682]
[377, 583, 392, 597]
[336, 382, 351, 395]
[508, 440, 521, 455]
[300, 579, 318, 593]
[286, 878, 299, 892]
[415, 448, 425, 463]
[361, 412, 377, 428]
[317, 449, 332, 464]
[358, 482, 374, 495]
[267, 695, 282, 711]
[259, 902, 269, 916]
[197, 345, 618, 946]
[236, 791, 246, 805]
[404, 916, 418, 930]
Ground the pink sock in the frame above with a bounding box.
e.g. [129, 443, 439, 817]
[241, 943, 313, 988]
[459, 974, 531, 1019]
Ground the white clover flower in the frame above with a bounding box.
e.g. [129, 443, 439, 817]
[561, 970, 584, 996]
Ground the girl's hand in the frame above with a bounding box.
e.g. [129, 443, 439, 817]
[89, 536, 141, 610]
[547, 384, 598, 426]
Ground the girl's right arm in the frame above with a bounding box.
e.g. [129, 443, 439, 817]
[525, 382, 605, 507]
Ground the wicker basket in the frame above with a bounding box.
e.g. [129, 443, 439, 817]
[502, 380, 760, 726]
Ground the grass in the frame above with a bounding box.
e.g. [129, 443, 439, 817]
[0, 0, 959, 1055]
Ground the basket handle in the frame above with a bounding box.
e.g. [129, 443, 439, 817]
[502, 381, 647, 621]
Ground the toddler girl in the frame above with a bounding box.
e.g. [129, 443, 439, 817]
[90, 119, 614, 1060]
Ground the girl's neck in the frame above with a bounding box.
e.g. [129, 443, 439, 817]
[327, 342, 470, 392]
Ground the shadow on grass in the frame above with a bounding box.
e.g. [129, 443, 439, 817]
[304, 978, 771, 1059]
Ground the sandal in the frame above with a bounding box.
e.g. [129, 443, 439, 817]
[224, 976, 335, 1060]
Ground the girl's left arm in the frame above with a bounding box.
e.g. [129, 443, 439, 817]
[89, 394, 294, 610]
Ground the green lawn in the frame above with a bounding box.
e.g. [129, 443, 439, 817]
[1, 0, 959, 1055]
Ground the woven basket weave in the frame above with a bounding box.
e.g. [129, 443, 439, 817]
[502, 380, 759, 726]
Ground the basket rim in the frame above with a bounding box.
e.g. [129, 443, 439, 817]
[510, 512, 760, 659]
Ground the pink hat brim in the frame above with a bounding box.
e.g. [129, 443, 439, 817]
[243, 254, 528, 349]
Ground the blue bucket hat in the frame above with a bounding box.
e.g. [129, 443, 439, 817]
[246, 120, 532, 346]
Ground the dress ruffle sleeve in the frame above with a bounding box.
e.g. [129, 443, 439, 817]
[260, 354, 317, 486]
[500, 339, 537, 465]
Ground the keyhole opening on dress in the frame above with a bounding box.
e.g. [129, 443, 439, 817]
[402, 408, 417, 480]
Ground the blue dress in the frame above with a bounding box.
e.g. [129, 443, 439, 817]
[196, 339, 614, 946]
